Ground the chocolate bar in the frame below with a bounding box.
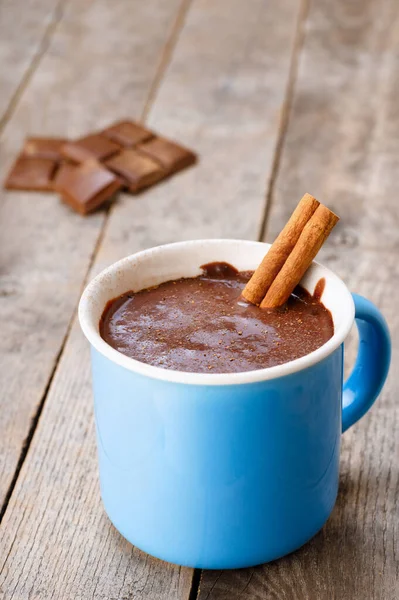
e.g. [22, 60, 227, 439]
[102, 120, 153, 147]
[3, 120, 198, 215]
[105, 149, 165, 193]
[56, 160, 122, 215]
[4, 156, 57, 191]
[61, 134, 121, 163]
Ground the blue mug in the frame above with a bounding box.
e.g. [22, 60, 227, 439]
[79, 239, 391, 569]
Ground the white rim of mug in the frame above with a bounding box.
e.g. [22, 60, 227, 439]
[78, 239, 355, 386]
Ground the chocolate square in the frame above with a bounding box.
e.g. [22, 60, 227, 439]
[4, 156, 57, 191]
[61, 134, 121, 163]
[102, 120, 153, 147]
[52, 162, 77, 191]
[22, 137, 67, 161]
[105, 149, 165, 193]
[137, 137, 196, 173]
[56, 160, 122, 215]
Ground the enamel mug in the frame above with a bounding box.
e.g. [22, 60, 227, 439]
[79, 239, 391, 569]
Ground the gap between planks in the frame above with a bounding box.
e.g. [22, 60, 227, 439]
[0, 0, 66, 134]
[256, 0, 310, 244]
[141, 0, 193, 121]
[0, 0, 193, 523]
[188, 569, 202, 600]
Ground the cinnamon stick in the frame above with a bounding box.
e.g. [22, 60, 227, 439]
[242, 193, 320, 305]
[260, 204, 339, 308]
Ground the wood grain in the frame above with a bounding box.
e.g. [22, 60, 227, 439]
[0, 0, 301, 597]
[0, 0, 64, 128]
[264, 0, 399, 252]
[0, 0, 184, 510]
[198, 0, 399, 597]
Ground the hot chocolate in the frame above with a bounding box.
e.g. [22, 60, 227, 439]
[100, 262, 333, 373]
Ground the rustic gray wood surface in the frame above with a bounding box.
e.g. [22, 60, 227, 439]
[0, 0, 65, 129]
[0, 0, 398, 598]
[0, 0, 184, 509]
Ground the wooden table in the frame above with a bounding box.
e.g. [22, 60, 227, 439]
[0, 0, 398, 598]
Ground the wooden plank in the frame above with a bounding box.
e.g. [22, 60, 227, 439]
[198, 0, 399, 597]
[0, 0, 64, 127]
[198, 251, 399, 600]
[264, 0, 399, 251]
[0, 0, 301, 597]
[0, 0, 184, 509]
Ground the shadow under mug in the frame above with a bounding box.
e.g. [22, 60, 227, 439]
[79, 239, 391, 569]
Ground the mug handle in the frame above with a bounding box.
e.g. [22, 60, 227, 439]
[342, 294, 391, 433]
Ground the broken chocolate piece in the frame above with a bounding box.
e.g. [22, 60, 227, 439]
[138, 137, 196, 173]
[4, 156, 57, 191]
[102, 120, 153, 147]
[22, 137, 67, 161]
[61, 134, 121, 163]
[56, 160, 122, 215]
[105, 149, 165, 193]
